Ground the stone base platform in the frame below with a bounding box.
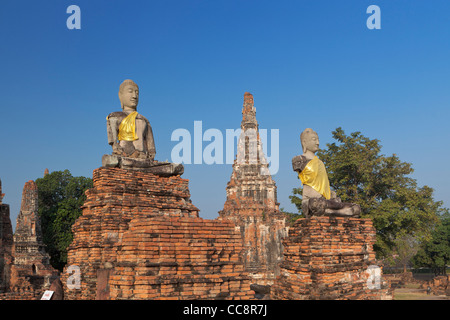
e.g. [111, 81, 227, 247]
[110, 216, 254, 300]
[62, 167, 253, 300]
[102, 154, 184, 176]
[271, 216, 392, 300]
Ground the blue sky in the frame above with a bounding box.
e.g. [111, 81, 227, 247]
[1, 0, 449, 230]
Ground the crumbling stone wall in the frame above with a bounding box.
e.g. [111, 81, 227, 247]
[0, 288, 41, 300]
[425, 275, 450, 296]
[0, 179, 14, 293]
[0, 179, 57, 300]
[62, 167, 254, 300]
[10, 180, 58, 292]
[271, 216, 392, 300]
[0, 273, 45, 300]
[110, 216, 253, 299]
[219, 199, 287, 285]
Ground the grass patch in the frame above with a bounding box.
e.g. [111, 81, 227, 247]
[404, 283, 421, 289]
[393, 288, 443, 300]
[394, 292, 427, 300]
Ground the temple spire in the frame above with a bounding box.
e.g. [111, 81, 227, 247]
[11, 180, 58, 292]
[219, 92, 287, 286]
[241, 92, 258, 130]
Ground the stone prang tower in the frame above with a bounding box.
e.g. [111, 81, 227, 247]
[0, 179, 14, 293]
[218, 92, 288, 286]
[11, 180, 58, 291]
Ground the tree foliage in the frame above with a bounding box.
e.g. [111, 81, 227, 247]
[280, 207, 302, 226]
[413, 212, 450, 274]
[290, 128, 446, 259]
[35, 170, 92, 271]
[288, 186, 304, 217]
[389, 235, 420, 273]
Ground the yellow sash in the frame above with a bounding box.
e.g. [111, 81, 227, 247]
[118, 111, 139, 141]
[298, 156, 331, 199]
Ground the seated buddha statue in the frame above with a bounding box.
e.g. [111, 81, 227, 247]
[102, 79, 183, 176]
[292, 128, 360, 218]
[106, 79, 156, 160]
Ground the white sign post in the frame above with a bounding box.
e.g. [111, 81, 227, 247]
[41, 290, 54, 300]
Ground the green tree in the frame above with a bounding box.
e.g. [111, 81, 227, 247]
[290, 127, 445, 259]
[288, 186, 303, 216]
[413, 211, 450, 275]
[35, 170, 92, 271]
[389, 235, 420, 273]
[280, 207, 302, 226]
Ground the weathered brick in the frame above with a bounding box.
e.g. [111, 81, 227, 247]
[61, 167, 254, 300]
[217, 92, 288, 286]
[271, 216, 392, 300]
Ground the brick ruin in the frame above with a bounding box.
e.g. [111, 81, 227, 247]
[10, 181, 59, 292]
[61, 167, 254, 300]
[218, 92, 288, 286]
[0, 165, 394, 301]
[58, 164, 392, 300]
[0, 95, 398, 301]
[271, 216, 392, 300]
[49, 93, 391, 300]
[0, 178, 14, 293]
[425, 275, 450, 296]
[0, 179, 58, 300]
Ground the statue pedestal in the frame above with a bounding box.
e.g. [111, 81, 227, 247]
[62, 167, 254, 300]
[102, 154, 184, 176]
[271, 216, 392, 300]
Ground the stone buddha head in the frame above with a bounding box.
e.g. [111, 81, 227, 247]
[118, 79, 139, 111]
[300, 128, 320, 155]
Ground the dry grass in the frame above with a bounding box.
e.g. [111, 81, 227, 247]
[393, 288, 449, 300]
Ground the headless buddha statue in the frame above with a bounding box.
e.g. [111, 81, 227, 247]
[292, 128, 360, 218]
[102, 79, 183, 176]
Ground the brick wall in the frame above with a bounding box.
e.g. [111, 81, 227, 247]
[62, 167, 254, 300]
[219, 199, 287, 285]
[110, 216, 254, 299]
[271, 216, 392, 300]
[426, 276, 450, 296]
[10, 180, 58, 292]
[0, 202, 13, 293]
[0, 290, 40, 300]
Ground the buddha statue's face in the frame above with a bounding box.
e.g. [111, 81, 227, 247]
[302, 132, 320, 154]
[119, 84, 139, 110]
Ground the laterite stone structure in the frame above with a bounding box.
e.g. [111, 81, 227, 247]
[218, 92, 288, 286]
[0, 179, 58, 300]
[10, 180, 58, 292]
[62, 167, 254, 300]
[0, 179, 14, 293]
[271, 216, 392, 300]
[110, 216, 253, 299]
